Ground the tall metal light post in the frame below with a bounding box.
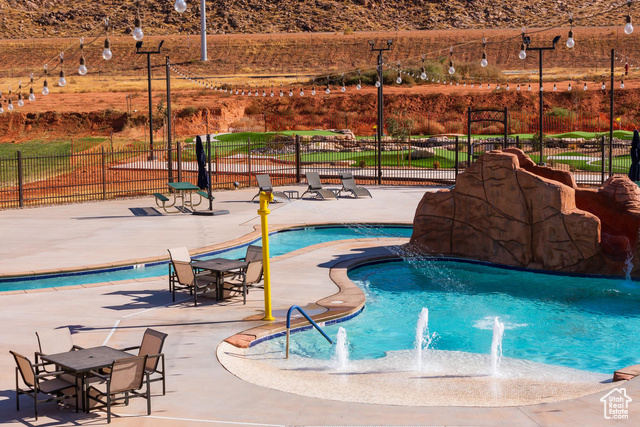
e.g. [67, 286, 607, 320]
[135, 40, 164, 160]
[521, 34, 560, 165]
[369, 39, 393, 185]
[200, 0, 207, 61]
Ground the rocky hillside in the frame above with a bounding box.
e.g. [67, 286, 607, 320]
[0, 0, 630, 39]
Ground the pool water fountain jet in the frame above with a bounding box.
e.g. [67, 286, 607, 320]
[332, 327, 350, 371]
[414, 307, 435, 371]
[491, 317, 505, 376]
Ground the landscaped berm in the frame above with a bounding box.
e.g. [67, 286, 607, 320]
[411, 148, 640, 277]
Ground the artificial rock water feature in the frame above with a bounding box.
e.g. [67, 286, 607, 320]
[411, 148, 640, 277]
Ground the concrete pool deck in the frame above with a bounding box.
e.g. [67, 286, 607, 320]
[0, 185, 638, 426]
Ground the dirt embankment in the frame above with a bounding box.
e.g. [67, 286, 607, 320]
[1, 85, 639, 144]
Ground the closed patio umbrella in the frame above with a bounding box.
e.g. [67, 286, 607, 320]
[196, 135, 210, 190]
[629, 130, 640, 182]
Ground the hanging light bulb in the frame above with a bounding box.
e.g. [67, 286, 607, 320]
[58, 53, 66, 87]
[17, 92, 24, 107]
[539, 85, 544, 92]
[568, 83, 573, 91]
[77, 38, 87, 75]
[0, 105, 3, 114]
[42, 65, 49, 96]
[341, 84, 346, 92]
[487, 83, 491, 89]
[481, 38, 488, 67]
[497, 83, 501, 90]
[625, 1, 634, 35]
[528, 84, 532, 91]
[471, 83, 474, 88]
[456, 81, 459, 86]
[270, 87, 274, 97]
[506, 83, 510, 91]
[300, 88, 304, 96]
[289, 88, 294, 97]
[396, 75, 402, 84]
[174, 0, 187, 13]
[463, 82, 467, 87]
[553, 83, 557, 91]
[479, 83, 483, 89]
[448, 47, 455, 74]
[621, 79, 626, 89]
[583, 82, 588, 90]
[8, 99, 13, 111]
[601, 81, 606, 90]
[517, 84, 521, 92]
[375, 77, 381, 88]
[29, 87, 35, 102]
[311, 86, 316, 95]
[566, 14, 575, 48]
[420, 68, 427, 80]
[356, 79, 362, 90]
[132, 9, 144, 41]
[103, 38, 113, 60]
[325, 85, 331, 94]
[279, 89, 283, 97]
[519, 43, 527, 60]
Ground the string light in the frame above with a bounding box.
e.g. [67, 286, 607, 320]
[311, 85, 316, 95]
[325, 84, 331, 94]
[528, 84, 532, 91]
[42, 64, 49, 95]
[174, 0, 187, 13]
[132, 6, 144, 41]
[420, 55, 427, 79]
[375, 76, 381, 88]
[58, 53, 67, 87]
[289, 88, 294, 97]
[78, 38, 87, 75]
[566, 13, 575, 48]
[396, 62, 402, 84]
[553, 83, 557, 91]
[583, 82, 588, 90]
[17, 82, 24, 107]
[601, 81, 606, 90]
[621, 78, 626, 89]
[299, 88, 304, 96]
[625, 0, 634, 34]
[481, 38, 488, 67]
[103, 19, 113, 60]
[7, 98, 13, 111]
[28, 74, 35, 101]
[448, 46, 455, 74]
[568, 82, 572, 91]
[517, 84, 521, 91]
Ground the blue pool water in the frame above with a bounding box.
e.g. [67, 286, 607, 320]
[0, 225, 412, 292]
[277, 258, 640, 374]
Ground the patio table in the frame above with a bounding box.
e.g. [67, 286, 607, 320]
[192, 258, 248, 301]
[40, 346, 133, 412]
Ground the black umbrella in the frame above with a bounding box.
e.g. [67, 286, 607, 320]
[196, 135, 210, 190]
[629, 130, 640, 182]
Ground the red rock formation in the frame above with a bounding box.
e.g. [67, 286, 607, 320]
[411, 148, 640, 276]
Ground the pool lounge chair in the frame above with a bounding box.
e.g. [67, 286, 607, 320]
[339, 172, 372, 198]
[301, 172, 338, 200]
[251, 174, 291, 203]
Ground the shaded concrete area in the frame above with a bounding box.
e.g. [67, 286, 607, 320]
[0, 186, 638, 426]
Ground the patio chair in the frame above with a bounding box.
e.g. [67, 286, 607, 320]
[10, 350, 78, 421]
[221, 245, 264, 304]
[171, 259, 218, 305]
[167, 247, 193, 293]
[87, 355, 150, 424]
[35, 327, 84, 374]
[338, 172, 372, 198]
[117, 328, 168, 396]
[301, 172, 338, 200]
[251, 174, 291, 203]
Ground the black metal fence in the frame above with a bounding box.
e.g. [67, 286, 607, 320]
[0, 135, 631, 209]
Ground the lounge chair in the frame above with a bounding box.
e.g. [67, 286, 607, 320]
[10, 350, 78, 420]
[170, 259, 218, 305]
[221, 245, 264, 304]
[301, 172, 338, 200]
[251, 174, 291, 203]
[167, 247, 193, 293]
[87, 355, 150, 424]
[338, 172, 372, 198]
[109, 328, 167, 396]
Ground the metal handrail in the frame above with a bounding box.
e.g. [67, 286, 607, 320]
[285, 305, 333, 359]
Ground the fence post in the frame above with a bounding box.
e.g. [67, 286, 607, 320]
[601, 135, 606, 184]
[17, 151, 24, 208]
[295, 134, 301, 183]
[177, 141, 182, 183]
[455, 136, 459, 180]
[247, 137, 252, 186]
[609, 133, 613, 179]
[101, 146, 107, 200]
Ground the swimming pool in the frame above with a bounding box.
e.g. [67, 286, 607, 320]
[0, 225, 412, 292]
[262, 258, 640, 374]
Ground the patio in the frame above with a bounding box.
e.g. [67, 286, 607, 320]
[0, 185, 638, 426]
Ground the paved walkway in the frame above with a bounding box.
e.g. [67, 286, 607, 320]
[0, 186, 638, 426]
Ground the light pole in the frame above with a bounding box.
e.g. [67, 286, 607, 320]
[174, 0, 207, 61]
[369, 39, 393, 185]
[521, 34, 560, 165]
[135, 40, 164, 161]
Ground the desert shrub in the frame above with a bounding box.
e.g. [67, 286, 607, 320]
[548, 107, 573, 118]
[482, 124, 505, 135]
[414, 121, 446, 135]
[433, 161, 441, 170]
[446, 122, 465, 133]
[244, 103, 262, 115]
[386, 116, 415, 139]
[358, 160, 367, 168]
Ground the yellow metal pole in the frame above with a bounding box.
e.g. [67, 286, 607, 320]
[258, 191, 274, 321]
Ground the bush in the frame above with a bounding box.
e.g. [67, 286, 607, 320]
[433, 161, 441, 170]
[548, 107, 573, 118]
[244, 103, 262, 115]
